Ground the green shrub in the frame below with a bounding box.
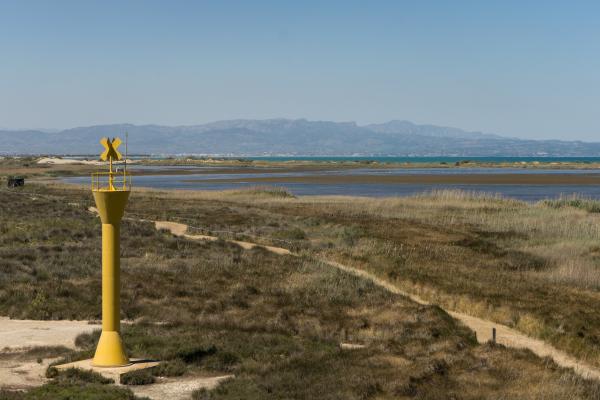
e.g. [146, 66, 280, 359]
[75, 331, 100, 349]
[45, 366, 59, 379]
[50, 367, 114, 384]
[339, 225, 364, 246]
[49, 349, 96, 368]
[178, 345, 217, 364]
[204, 351, 239, 372]
[120, 369, 155, 385]
[153, 359, 187, 377]
[192, 388, 212, 400]
[0, 390, 25, 400]
[24, 383, 144, 400]
[229, 186, 294, 198]
[540, 195, 600, 213]
[274, 228, 306, 240]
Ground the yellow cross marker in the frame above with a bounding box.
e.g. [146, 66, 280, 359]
[100, 137, 123, 161]
[99, 137, 125, 191]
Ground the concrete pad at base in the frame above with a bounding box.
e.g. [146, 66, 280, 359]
[54, 358, 160, 384]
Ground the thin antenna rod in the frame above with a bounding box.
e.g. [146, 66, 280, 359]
[125, 131, 128, 189]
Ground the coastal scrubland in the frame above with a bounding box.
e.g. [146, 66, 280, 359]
[115, 185, 600, 370]
[2, 184, 600, 399]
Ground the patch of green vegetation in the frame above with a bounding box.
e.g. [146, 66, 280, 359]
[19, 384, 145, 400]
[153, 359, 186, 377]
[338, 225, 365, 246]
[120, 369, 155, 385]
[46, 367, 114, 384]
[227, 186, 295, 198]
[541, 195, 600, 213]
[1, 366, 146, 400]
[273, 227, 306, 240]
[0, 346, 71, 364]
[0, 391, 25, 400]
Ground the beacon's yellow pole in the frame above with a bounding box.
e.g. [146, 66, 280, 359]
[92, 137, 130, 367]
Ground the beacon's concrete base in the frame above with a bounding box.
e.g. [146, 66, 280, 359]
[54, 358, 160, 384]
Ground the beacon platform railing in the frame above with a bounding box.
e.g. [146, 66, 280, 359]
[91, 171, 132, 191]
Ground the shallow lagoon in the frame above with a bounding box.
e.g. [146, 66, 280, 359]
[62, 165, 600, 201]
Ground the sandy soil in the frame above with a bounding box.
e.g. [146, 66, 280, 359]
[339, 343, 366, 350]
[155, 220, 292, 256]
[0, 358, 58, 390]
[36, 157, 105, 165]
[0, 317, 98, 350]
[36, 157, 137, 166]
[0, 318, 99, 390]
[0, 311, 233, 397]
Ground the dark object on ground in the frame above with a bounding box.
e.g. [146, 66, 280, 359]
[7, 176, 25, 188]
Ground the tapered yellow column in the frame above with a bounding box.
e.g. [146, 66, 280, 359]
[91, 136, 131, 367]
[92, 190, 130, 367]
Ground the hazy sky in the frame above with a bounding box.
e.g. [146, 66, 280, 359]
[0, 1, 599, 140]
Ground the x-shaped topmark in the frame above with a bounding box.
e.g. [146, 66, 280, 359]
[100, 137, 123, 161]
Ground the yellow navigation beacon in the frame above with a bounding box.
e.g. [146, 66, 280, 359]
[91, 136, 131, 367]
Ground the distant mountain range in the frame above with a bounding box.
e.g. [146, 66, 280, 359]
[1, 119, 599, 156]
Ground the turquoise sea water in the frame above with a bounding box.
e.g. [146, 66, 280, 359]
[68, 156, 600, 163]
[244, 156, 600, 163]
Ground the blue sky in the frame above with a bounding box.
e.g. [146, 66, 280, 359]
[0, 1, 598, 140]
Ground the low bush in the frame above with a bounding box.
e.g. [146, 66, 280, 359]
[540, 195, 600, 213]
[50, 367, 114, 384]
[273, 228, 306, 240]
[339, 225, 364, 246]
[227, 186, 294, 198]
[153, 359, 187, 377]
[0, 390, 25, 400]
[23, 384, 144, 400]
[120, 369, 155, 385]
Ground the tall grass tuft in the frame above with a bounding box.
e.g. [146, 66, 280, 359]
[539, 194, 600, 213]
[225, 185, 295, 198]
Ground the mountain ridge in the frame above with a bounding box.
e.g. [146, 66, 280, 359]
[1, 119, 599, 156]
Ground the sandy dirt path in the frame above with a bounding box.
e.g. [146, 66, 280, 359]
[322, 261, 600, 380]
[154, 220, 292, 256]
[155, 220, 600, 381]
[0, 318, 100, 390]
[0, 317, 98, 350]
